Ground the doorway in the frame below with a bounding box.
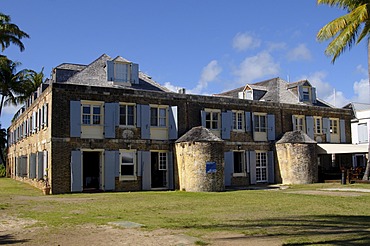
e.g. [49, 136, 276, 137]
[83, 151, 101, 191]
[151, 152, 167, 188]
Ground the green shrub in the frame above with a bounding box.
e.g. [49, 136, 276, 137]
[0, 164, 5, 177]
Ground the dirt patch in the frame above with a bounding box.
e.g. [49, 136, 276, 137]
[204, 232, 282, 246]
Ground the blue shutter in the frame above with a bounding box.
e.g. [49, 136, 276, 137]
[221, 111, 232, 140]
[70, 101, 81, 137]
[140, 151, 151, 190]
[201, 110, 206, 127]
[268, 151, 275, 183]
[136, 104, 141, 127]
[104, 103, 118, 138]
[292, 115, 296, 131]
[37, 152, 43, 179]
[250, 151, 256, 185]
[340, 119, 346, 143]
[104, 150, 118, 191]
[131, 63, 139, 84]
[267, 114, 275, 141]
[306, 116, 314, 140]
[298, 85, 303, 101]
[71, 150, 82, 192]
[169, 106, 178, 140]
[107, 60, 114, 81]
[140, 105, 150, 139]
[323, 118, 330, 142]
[245, 151, 250, 174]
[224, 151, 233, 186]
[311, 87, 317, 103]
[168, 152, 174, 189]
[29, 153, 36, 179]
[251, 113, 255, 139]
[245, 112, 252, 133]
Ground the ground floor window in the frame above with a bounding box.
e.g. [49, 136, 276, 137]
[233, 151, 245, 175]
[120, 150, 137, 180]
[256, 151, 267, 182]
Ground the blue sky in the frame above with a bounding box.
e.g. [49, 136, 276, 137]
[1, 0, 369, 129]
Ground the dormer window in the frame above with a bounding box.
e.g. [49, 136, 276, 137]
[107, 60, 139, 84]
[302, 87, 310, 101]
[298, 84, 316, 104]
[245, 89, 253, 100]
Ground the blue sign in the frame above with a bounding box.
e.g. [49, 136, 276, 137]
[206, 161, 217, 173]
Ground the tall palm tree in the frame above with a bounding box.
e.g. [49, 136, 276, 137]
[0, 12, 29, 52]
[317, 0, 370, 180]
[10, 68, 44, 105]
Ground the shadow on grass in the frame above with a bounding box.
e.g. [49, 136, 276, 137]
[0, 234, 30, 244]
[180, 215, 370, 245]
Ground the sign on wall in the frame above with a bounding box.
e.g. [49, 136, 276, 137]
[206, 161, 217, 173]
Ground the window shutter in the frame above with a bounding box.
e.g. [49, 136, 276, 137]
[169, 106, 178, 140]
[200, 110, 206, 127]
[245, 151, 250, 173]
[44, 103, 48, 127]
[104, 103, 118, 138]
[238, 91, 244, 99]
[136, 104, 141, 127]
[267, 114, 275, 141]
[71, 150, 82, 192]
[140, 151, 151, 190]
[104, 150, 118, 191]
[306, 116, 314, 140]
[70, 101, 81, 137]
[358, 123, 368, 143]
[249, 151, 256, 185]
[32, 112, 36, 133]
[107, 60, 114, 81]
[43, 150, 48, 176]
[322, 118, 330, 142]
[140, 105, 150, 139]
[340, 119, 346, 143]
[245, 111, 252, 133]
[292, 115, 296, 131]
[131, 63, 139, 84]
[29, 153, 37, 179]
[221, 111, 232, 140]
[268, 151, 275, 183]
[298, 85, 303, 101]
[224, 151, 233, 186]
[168, 151, 174, 189]
[311, 87, 317, 103]
[36, 151, 43, 179]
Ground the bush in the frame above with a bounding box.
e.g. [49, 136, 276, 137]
[0, 164, 5, 177]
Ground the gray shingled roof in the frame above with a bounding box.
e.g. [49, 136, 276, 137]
[176, 126, 223, 143]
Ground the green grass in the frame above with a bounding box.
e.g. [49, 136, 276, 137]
[1, 178, 370, 245]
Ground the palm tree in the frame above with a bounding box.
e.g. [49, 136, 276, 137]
[11, 68, 44, 105]
[0, 12, 29, 52]
[317, 0, 370, 180]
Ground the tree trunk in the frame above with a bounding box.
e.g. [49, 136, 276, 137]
[363, 39, 370, 180]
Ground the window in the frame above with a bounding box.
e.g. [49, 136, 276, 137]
[254, 113, 267, 132]
[205, 111, 220, 130]
[120, 150, 136, 180]
[302, 87, 310, 101]
[159, 152, 167, 170]
[82, 104, 101, 125]
[314, 117, 322, 134]
[293, 115, 305, 131]
[114, 62, 129, 82]
[256, 151, 267, 182]
[330, 118, 338, 134]
[150, 107, 167, 127]
[233, 152, 245, 175]
[358, 123, 368, 143]
[245, 90, 253, 100]
[120, 104, 135, 126]
[233, 111, 244, 131]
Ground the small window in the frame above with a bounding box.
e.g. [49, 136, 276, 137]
[150, 107, 167, 127]
[82, 104, 102, 125]
[293, 115, 305, 132]
[206, 111, 220, 130]
[302, 87, 310, 101]
[120, 150, 137, 180]
[330, 118, 338, 134]
[254, 114, 267, 132]
[314, 117, 322, 134]
[233, 111, 244, 131]
[120, 104, 135, 126]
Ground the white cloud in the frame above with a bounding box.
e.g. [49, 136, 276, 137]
[286, 43, 312, 61]
[232, 32, 261, 52]
[353, 78, 370, 103]
[163, 82, 178, 92]
[234, 51, 280, 83]
[188, 60, 222, 94]
[356, 64, 367, 76]
[266, 41, 287, 52]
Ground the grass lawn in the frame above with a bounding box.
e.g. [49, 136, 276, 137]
[1, 178, 370, 245]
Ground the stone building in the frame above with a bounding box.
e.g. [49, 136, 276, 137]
[7, 54, 353, 194]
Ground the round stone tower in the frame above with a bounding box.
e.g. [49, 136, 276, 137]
[275, 131, 318, 184]
[175, 126, 225, 192]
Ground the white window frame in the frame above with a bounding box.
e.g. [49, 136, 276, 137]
[150, 105, 168, 128]
[329, 118, 339, 135]
[81, 103, 103, 126]
[254, 113, 267, 133]
[302, 86, 311, 101]
[256, 151, 268, 182]
[314, 116, 322, 134]
[233, 151, 246, 177]
[119, 149, 137, 181]
[119, 103, 136, 127]
[205, 109, 220, 130]
[232, 111, 244, 131]
[158, 152, 167, 170]
[293, 115, 305, 132]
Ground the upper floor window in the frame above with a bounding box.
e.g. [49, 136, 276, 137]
[254, 113, 267, 132]
[232, 111, 244, 131]
[245, 90, 253, 100]
[314, 116, 322, 134]
[150, 106, 167, 127]
[120, 104, 135, 126]
[330, 118, 339, 134]
[293, 115, 305, 131]
[302, 87, 310, 101]
[82, 104, 101, 125]
[206, 110, 220, 130]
